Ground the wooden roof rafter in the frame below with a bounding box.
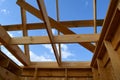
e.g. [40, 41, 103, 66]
[37, 0, 61, 65]
[16, 0, 95, 53]
[0, 26, 30, 66]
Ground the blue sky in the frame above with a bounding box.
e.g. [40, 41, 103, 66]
[0, 0, 110, 65]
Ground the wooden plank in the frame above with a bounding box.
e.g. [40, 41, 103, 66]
[112, 23, 120, 50]
[37, 0, 60, 65]
[33, 67, 38, 80]
[17, 0, 95, 52]
[0, 50, 22, 75]
[96, 59, 108, 80]
[93, 0, 97, 33]
[0, 51, 10, 67]
[2, 20, 103, 31]
[0, 26, 30, 65]
[0, 66, 20, 80]
[56, 0, 61, 62]
[67, 68, 92, 77]
[65, 69, 68, 80]
[21, 68, 92, 77]
[104, 41, 120, 80]
[91, 0, 120, 66]
[10, 34, 100, 45]
[22, 62, 91, 69]
[21, 0, 30, 62]
[118, 0, 120, 10]
[92, 68, 100, 80]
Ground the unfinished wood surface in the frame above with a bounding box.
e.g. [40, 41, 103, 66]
[37, 0, 60, 65]
[3, 20, 103, 31]
[17, 0, 95, 52]
[0, 26, 29, 65]
[93, 0, 97, 33]
[0, 50, 22, 75]
[104, 41, 120, 80]
[0, 66, 20, 80]
[91, 0, 120, 66]
[56, 0, 62, 62]
[65, 69, 68, 80]
[92, 68, 100, 80]
[21, 77, 92, 80]
[111, 23, 120, 50]
[23, 62, 91, 69]
[9, 34, 99, 45]
[21, 68, 92, 77]
[97, 59, 108, 80]
[21, 0, 30, 62]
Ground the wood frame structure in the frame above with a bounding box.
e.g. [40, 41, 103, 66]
[0, 0, 120, 80]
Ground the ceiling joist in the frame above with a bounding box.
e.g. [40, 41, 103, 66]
[17, 0, 95, 53]
[2, 19, 103, 31]
[9, 34, 100, 45]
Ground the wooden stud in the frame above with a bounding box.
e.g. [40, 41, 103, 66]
[97, 59, 108, 80]
[93, 0, 97, 33]
[0, 66, 20, 80]
[65, 68, 68, 80]
[37, 0, 61, 65]
[92, 68, 100, 80]
[104, 40, 120, 80]
[33, 67, 38, 80]
[17, 0, 95, 53]
[56, 0, 61, 62]
[20, 0, 30, 63]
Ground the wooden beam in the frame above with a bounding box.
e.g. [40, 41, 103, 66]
[22, 62, 91, 69]
[9, 34, 99, 45]
[56, 0, 62, 62]
[21, 68, 92, 77]
[91, 0, 120, 66]
[0, 26, 30, 65]
[16, 0, 95, 53]
[37, 0, 60, 65]
[2, 20, 103, 31]
[0, 50, 22, 75]
[96, 59, 108, 80]
[93, 0, 97, 33]
[0, 66, 21, 80]
[92, 68, 100, 80]
[21, 0, 30, 62]
[118, 0, 120, 10]
[104, 41, 120, 80]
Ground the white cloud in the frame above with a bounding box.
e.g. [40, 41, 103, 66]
[30, 51, 53, 61]
[42, 44, 73, 59]
[42, 44, 53, 53]
[0, 9, 10, 15]
[61, 44, 73, 58]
